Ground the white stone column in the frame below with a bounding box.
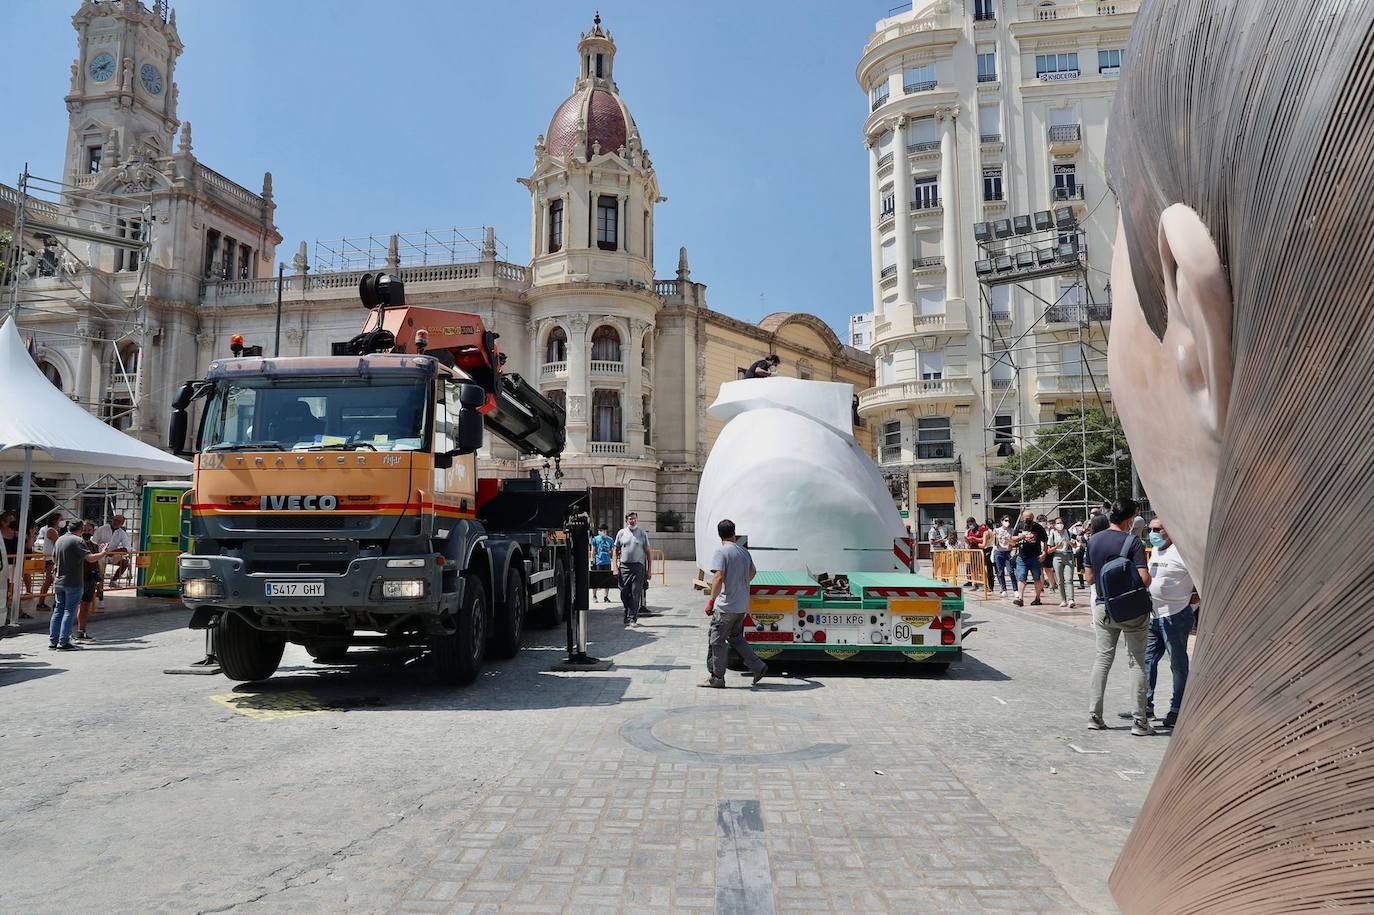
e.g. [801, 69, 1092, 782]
[891, 116, 915, 308]
[74, 323, 93, 408]
[867, 137, 884, 316]
[566, 314, 590, 452]
[626, 319, 647, 455]
[938, 106, 963, 303]
[569, 187, 589, 250]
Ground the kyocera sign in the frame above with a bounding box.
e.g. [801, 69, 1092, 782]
[259, 495, 339, 511]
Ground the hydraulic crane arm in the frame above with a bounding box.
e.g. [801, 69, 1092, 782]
[346, 273, 567, 458]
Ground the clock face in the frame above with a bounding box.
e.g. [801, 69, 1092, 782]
[140, 63, 163, 95]
[89, 52, 116, 83]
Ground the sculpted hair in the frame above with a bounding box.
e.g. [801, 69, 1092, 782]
[1107, 0, 1374, 910]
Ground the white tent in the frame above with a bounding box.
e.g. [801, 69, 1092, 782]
[0, 316, 192, 625]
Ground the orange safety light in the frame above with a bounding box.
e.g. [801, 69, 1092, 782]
[229, 334, 245, 357]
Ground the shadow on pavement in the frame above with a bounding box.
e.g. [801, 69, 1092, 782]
[0, 659, 65, 687]
[765, 653, 1010, 683]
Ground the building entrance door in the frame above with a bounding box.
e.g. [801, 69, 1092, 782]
[590, 487, 624, 536]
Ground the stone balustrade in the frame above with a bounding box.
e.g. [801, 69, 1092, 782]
[541, 361, 568, 379]
[589, 360, 625, 376]
[589, 441, 627, 456]
[195, 163, 264, 212]
[654, 280, 680, 297]
[857, 376, 977, 413]
[201, 260, 530, 306]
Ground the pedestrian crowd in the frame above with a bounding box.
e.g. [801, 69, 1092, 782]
[1, 509, 132, 642]
[928, 498, 1197, 737]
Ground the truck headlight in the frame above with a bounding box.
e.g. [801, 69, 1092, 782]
[381, 579, 425, 599]
[385, 558, 426, 569]
[182, 578, 223, 600]
[180, 558, 211, 570]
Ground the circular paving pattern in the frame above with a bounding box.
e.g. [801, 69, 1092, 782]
[618, 704, 849, 765]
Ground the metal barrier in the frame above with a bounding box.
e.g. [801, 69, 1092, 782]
[931, 548, 989, 596]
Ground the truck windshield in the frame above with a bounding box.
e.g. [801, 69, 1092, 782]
[201, 377, 429, 453]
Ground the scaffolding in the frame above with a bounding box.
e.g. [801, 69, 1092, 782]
[2, 167, 159, 600]
[973, 207, 1120, 521]
[4, 167, 154, 430]
[313, 227, 505, 273]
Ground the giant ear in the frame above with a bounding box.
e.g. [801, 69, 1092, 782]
[1157, 203, 1234, 437]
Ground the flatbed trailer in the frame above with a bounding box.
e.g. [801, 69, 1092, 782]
[741, 570, 966, 671]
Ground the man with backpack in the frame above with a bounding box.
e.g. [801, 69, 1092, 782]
[1084, 499, 1155, 736]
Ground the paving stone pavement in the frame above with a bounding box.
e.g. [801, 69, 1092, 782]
[0, 561, 1175, 914]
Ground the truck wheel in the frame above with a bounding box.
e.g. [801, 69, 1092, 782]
[433, 575, 485, 685]
[217, 612, 285, 682]
[489, 567, 527, 659]
[305, 643, 348, 663]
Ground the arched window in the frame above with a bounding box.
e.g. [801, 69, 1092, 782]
[592, 390, 621, 442]
[642, 395, 651, 445]
[591, 325, 621, 362]
[641, 333, 652, 368]
[545, 326, 567, 364]
[36, 361, 63, 391]
[113, 342, 139, 377]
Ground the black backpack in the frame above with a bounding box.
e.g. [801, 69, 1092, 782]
[1099, 534, 1152, 622]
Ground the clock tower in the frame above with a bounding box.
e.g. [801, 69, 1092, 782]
[63, 0, 182, 182]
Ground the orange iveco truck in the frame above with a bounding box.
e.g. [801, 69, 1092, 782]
[169, 273, 588, 685]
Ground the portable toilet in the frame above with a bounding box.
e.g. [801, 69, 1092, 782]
[138, 481, 191, 597]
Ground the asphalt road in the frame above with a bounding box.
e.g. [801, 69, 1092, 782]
[0, 562, 1173, 914]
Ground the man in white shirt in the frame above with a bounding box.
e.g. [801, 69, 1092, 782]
[1144, 519, 1197, 729]
[93, 515, 132, 602]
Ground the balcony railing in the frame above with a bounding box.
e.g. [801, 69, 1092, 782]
[911, 197, 942, 211]
[880, 264, 898, 278]
[655, 280, 680, 297]
[1046, 304, 1112, 323]
[880, 446, 903, 464]
[1053, 185, 1086, 201]
[984, 191, 1004, 202]
[977, 73, 998, 83]
[201, 261, 528, 306]
[540, 361, 568, 379]
[990, 310, 1012, 323]
[589, 441, 627, 455]
[857, 377, 977, 413]
[872, 94, 889, 112]
[907, 140, 941, 153]
[878, 152, 894, 168]
[109, 372, 138, 391]
[904, 80, 938, 94]
[914, 256, 944, 269]
[1049, 124, 1082, 143]
[980, 133, 1002, 144]
[991, 377, 1015, 390]
[589, 360, 625, 375]
[1101, 66, 1121, 77]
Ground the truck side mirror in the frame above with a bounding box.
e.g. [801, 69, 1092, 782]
[455, 406, 484, 455]
[168, 409, 189, 455]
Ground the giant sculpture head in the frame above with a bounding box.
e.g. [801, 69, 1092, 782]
[1106, 0, 1374, 909]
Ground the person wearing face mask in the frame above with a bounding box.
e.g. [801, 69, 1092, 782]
[611, 512, 652, 626]
[991, 517, 1015, 598]
[1142, 520, 1197, 729]
[1048, 520, 1077, 608]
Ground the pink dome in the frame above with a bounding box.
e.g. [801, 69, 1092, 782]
[546, 87, 633, 159]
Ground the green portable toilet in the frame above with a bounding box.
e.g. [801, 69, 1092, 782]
[138, 481, 191, 597]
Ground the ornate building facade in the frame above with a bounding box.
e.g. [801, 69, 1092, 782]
[5, 3, 872, 557]
[853, 0, 1134, 534]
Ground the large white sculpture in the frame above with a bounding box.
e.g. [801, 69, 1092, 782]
[694, 378, 906, 573]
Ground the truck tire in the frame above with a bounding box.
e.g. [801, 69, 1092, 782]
[489, 566, 526, 659]
[530, 556, 568, 629]
[433, 575, 485, 685]
[217, 612, 285, 682]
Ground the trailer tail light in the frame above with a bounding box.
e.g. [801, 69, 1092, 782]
[813, 630, 826, 643]
[941, 616, 956, 630]
[942, 630, 956, 645]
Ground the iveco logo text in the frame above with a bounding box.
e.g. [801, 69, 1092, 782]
[259, 495, 339, 511]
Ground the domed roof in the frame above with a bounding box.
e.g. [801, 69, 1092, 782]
[546, 86, 634, 160]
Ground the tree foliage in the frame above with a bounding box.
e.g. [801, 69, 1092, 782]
[996, 406, 1132, 508]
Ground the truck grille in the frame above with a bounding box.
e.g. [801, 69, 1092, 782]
[222, 516, 365, 532]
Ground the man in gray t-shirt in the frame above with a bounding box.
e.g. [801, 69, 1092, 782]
[49, 520, 105, 650]
[701, 518, 766, 688]
[612, 512, 652, 625]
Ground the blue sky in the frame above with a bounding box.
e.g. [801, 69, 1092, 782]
[2, 1, 892, 336]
